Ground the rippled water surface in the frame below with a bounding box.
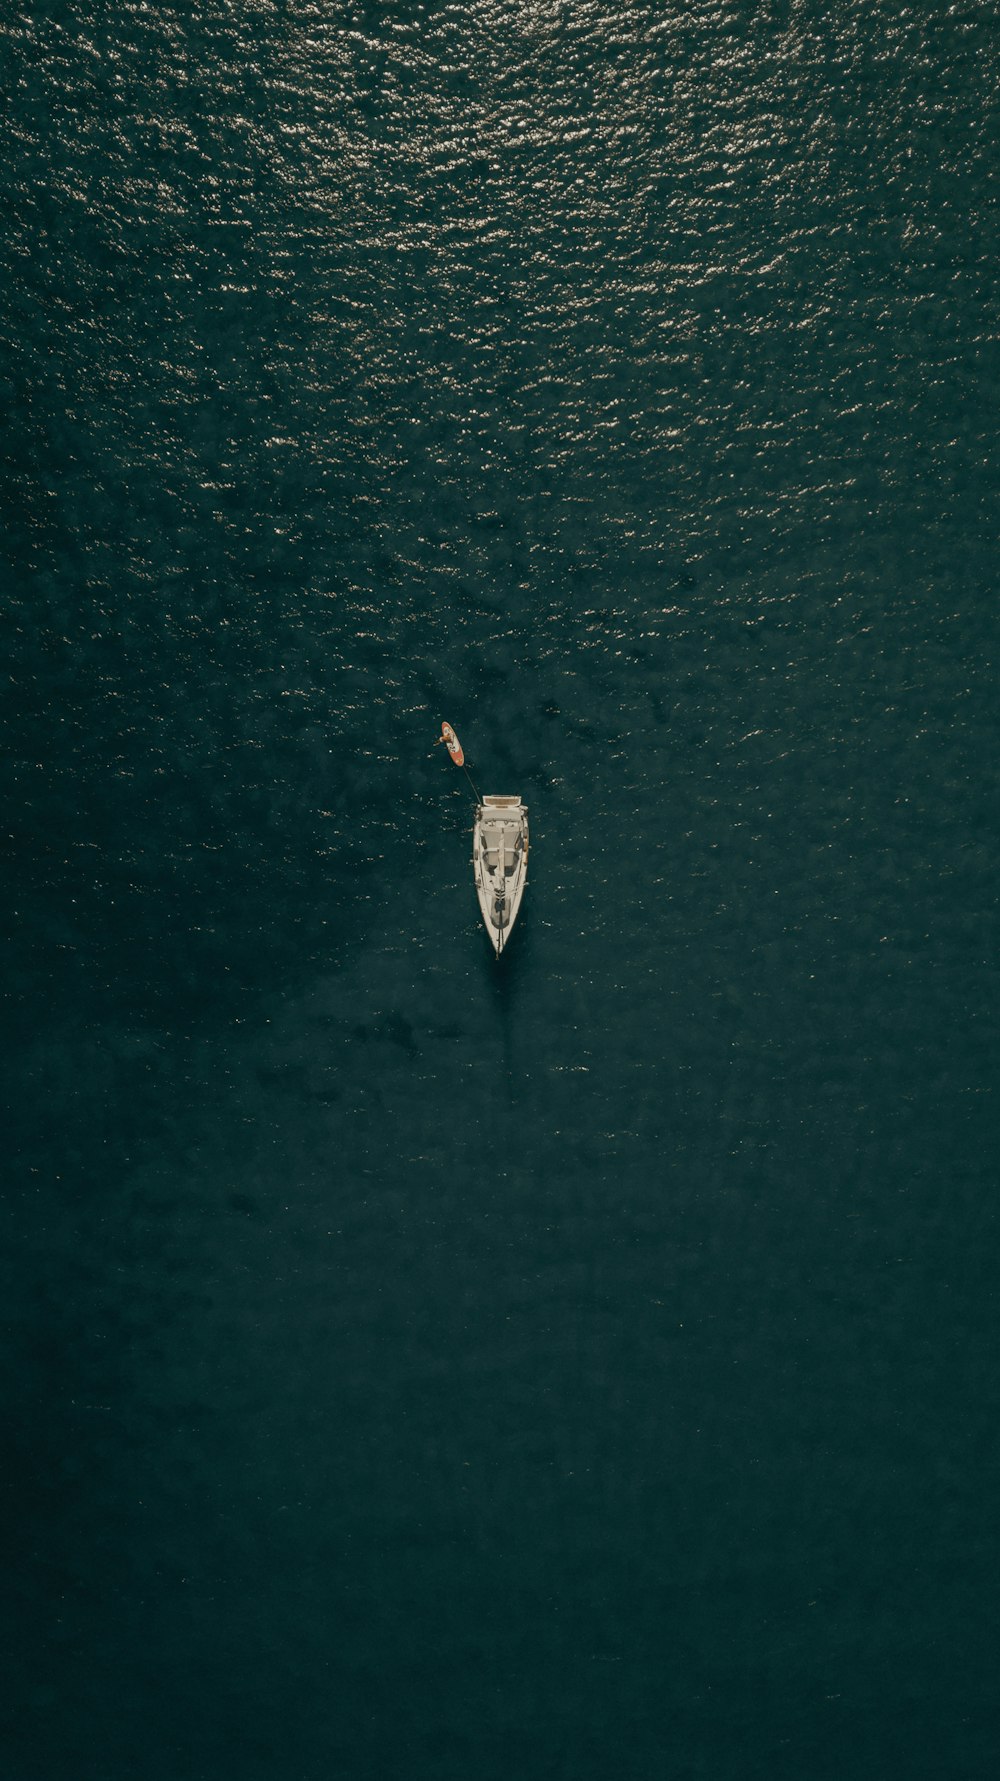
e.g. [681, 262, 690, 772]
[4, 5, 999, 1778]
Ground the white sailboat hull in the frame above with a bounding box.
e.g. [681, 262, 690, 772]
[473, 795, 529, 956]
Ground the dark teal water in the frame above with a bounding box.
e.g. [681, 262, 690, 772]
[3, 5, 999, 1777]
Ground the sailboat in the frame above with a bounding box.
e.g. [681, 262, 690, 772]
[438, 723, 529, 955]
[473, 794, 529, 956]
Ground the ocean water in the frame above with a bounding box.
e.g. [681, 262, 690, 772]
[3, 4, 998, 1778]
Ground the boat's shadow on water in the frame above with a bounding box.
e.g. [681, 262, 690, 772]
[475, 910, 533, 1102]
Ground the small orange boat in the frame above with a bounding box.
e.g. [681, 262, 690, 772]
[440, 721, 464, 766]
